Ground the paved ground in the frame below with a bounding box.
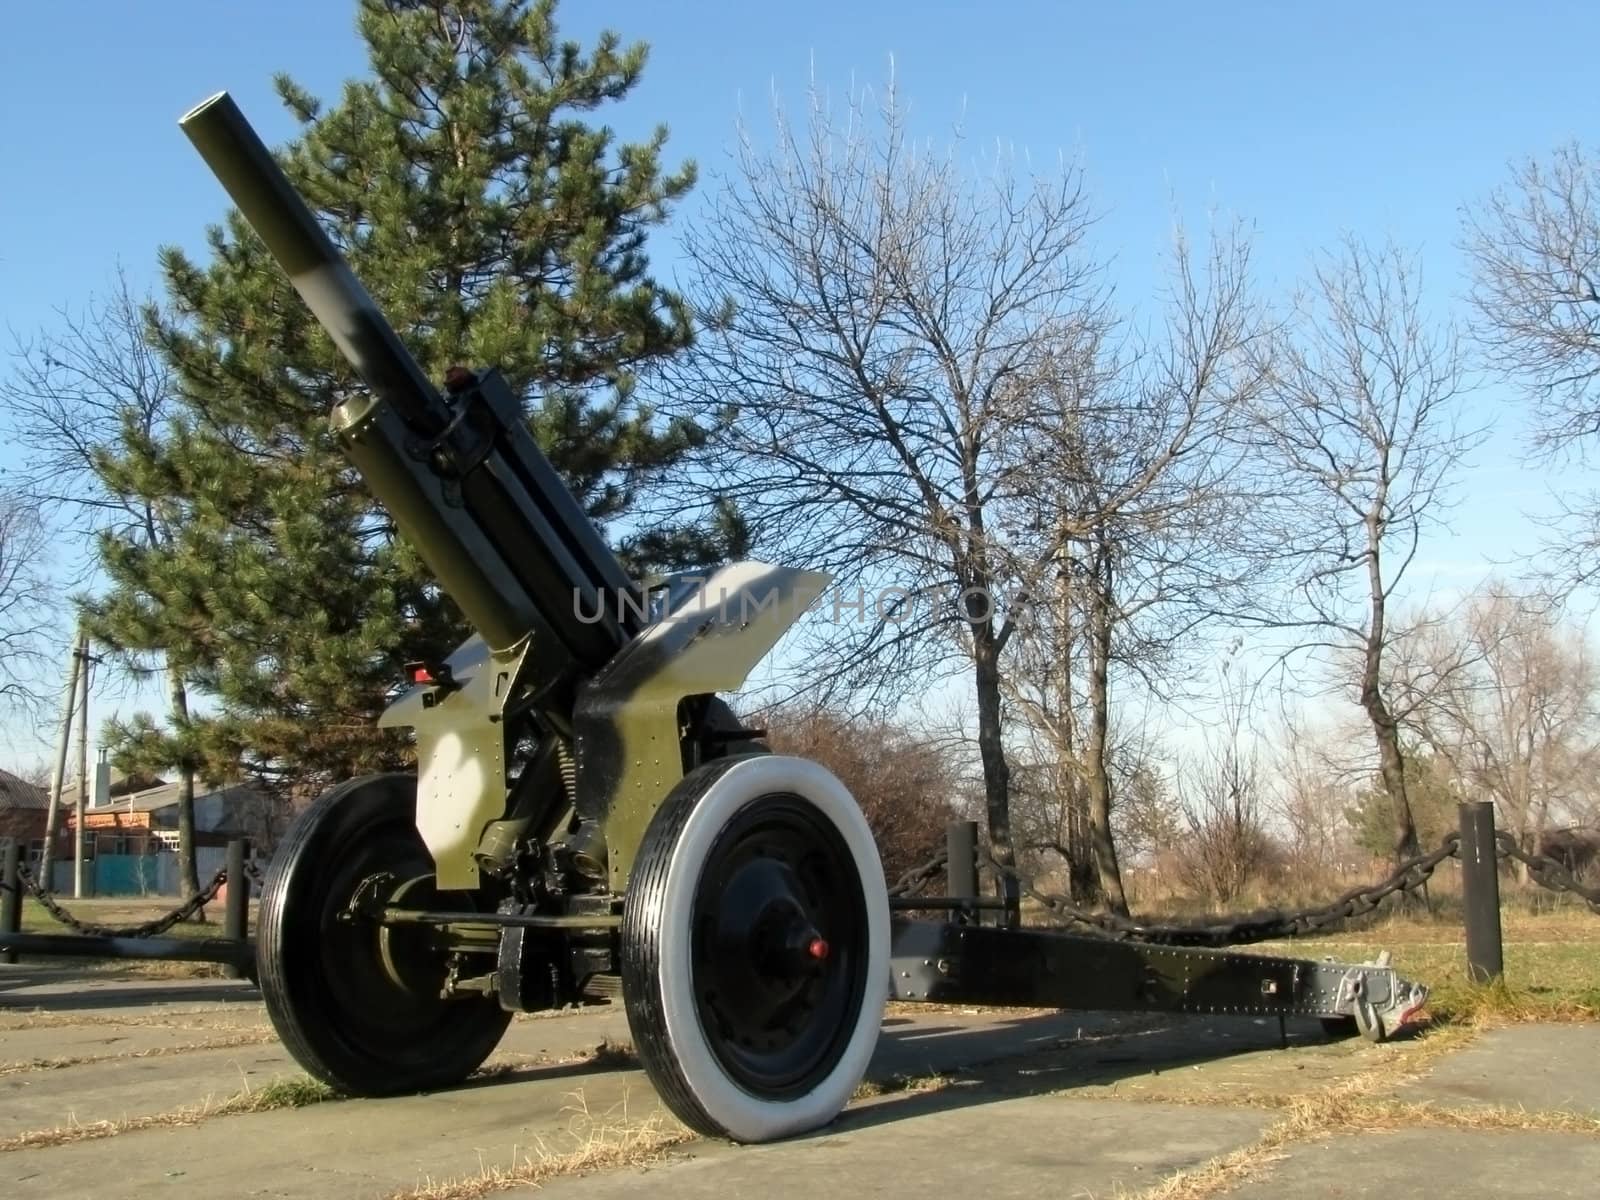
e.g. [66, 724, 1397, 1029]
[1, 964, 1597, 1199]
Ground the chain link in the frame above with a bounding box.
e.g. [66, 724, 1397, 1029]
[1495, 833, 1600, 913]
[14, 866, 230, 939]
[979, 834, 1462, 947]
[887, 850, 949, 898]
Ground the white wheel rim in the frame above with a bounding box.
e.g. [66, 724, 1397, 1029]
[654, 755, 888, 1142]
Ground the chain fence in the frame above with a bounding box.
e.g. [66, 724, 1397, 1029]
[889, 828, 1600, 946]
[1495, 832, 1600, 913]
[887, 849, 950, 899]
[8, 865, 230, 939]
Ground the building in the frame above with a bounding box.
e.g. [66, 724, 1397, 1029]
[59, 775, 269, 853]
[51, 773, 279, 896]
[0, 768, 50, 863]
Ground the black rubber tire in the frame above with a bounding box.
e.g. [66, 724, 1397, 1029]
[620, 755, 889, 1143]
[257, 773, 511, 1095]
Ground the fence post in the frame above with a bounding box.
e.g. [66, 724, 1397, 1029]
[1458, 801, 1504, 984]
[1, 841, 20, 965]
[946, 820, 978, 924]
[223, 839, 249, 979]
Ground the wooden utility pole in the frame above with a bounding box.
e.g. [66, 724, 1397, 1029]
[72, 640, 92, 899]
[39, 632, 85, 890]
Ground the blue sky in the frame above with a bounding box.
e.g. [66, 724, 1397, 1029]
[2, 0, 1596, 763]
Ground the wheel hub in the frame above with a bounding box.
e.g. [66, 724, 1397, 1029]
[689, 795, 868, 1097]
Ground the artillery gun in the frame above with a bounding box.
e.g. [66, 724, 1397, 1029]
[179, 92, 1428, 1145]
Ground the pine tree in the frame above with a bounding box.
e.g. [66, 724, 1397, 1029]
[87, 0, 728, 800]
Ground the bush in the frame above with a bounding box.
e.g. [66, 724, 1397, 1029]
[757, 706, 958, 881]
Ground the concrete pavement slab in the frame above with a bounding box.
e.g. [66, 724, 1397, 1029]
[0, 1010, 634, 1139]
[1402, 1024, 1600, 1115]
[0, 969, 261, 1022]
[1, 1058, 672, 1198]
[531, 1094, 1272, 1200]
[1226, 1129, 1600, 1199]
[0, 1016, 274, 1066]
[0, 1040, 296, 1138]
[0, 1010, 1108, 1143]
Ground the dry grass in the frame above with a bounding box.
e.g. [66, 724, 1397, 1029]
[0, 1007, 267, 1033]
[588, 1038, 637, 1070]
[1126, 1090, 1600, 1200]
[0, 1034, 655, 1155]
[852, 1070, 955, 1100]
[379, 1095, 692, 1200]
[1116, 1020, 1595, 1200]
[0, 1029, 278, 1077]
[0, 1073, 333, 1153]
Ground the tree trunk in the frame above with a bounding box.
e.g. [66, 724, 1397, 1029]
[1086, 547, 1130, 915]
[971, 627, 1016, 890]
[1066, 792, 1101, 904]
[1054, 566, 1100, 905]
[168, 670, 202, 910]
[1361, 514, 1418, 866]
[1516, 804, 1538, 887]
[1365, 698, 1417, 861]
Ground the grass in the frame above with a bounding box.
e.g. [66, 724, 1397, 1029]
[852, 1070, 955, 1100]
[1241, 912, 1600, 1025]
[0, 1029, 279, 1076]
[0, 1006, 268, 1032]
[18, 895, 255, 936]
[0, 1073, 333, 1153]
[244, 1076, 336, 1109]
[1121, 1088, 1600, 1200]
[378, 1096, 691, 1200]
[9, 893, 262, 977]
[1115, 1019, 1600, 1200]
[0, 1032, 653, 1156]
[588, 1038, 637, 1070]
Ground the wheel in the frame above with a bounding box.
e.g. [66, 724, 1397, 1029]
[620, 755, 889, 1143]
[257, 773, 512, 1094]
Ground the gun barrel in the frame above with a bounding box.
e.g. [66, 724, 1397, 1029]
[179, 92, 440, 431]
[180, 92, 635, 664]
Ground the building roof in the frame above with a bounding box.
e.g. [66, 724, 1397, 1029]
[53, 770, 166, 811]
[0, 769, 49, 811]
[63, 777, 260, 816]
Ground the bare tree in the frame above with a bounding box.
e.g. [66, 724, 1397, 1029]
[1400, 582, 1600, 878]
[1465, 145, 1600, 584]
[2, 275, 204, 903]
[998, 225, 1270, 912]
[1270, 718, 1361, 877]
[0, 490, 51, 712]
[1251, 239, 1478, 865]
[674, 80, 1101, 885]
[1174, 667, 1273, 905]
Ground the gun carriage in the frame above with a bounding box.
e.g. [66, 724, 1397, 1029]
[177, 93, 1428, 1145]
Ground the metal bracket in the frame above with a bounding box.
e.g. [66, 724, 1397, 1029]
[1332, 951, 1427, 1042]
